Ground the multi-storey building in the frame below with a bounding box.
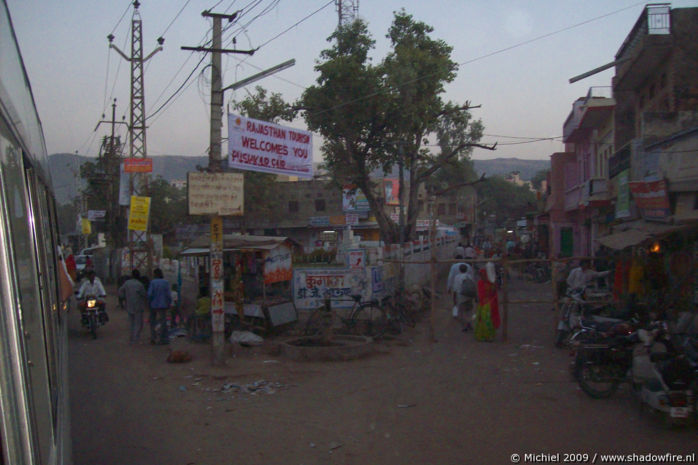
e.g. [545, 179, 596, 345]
[605, 4, 698, 242]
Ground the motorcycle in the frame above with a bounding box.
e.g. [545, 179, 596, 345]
[79, 294, 109, 339]
[573, 319, 670, 399]
[555, 287, 622, 348]
[636, 315, 698, 426]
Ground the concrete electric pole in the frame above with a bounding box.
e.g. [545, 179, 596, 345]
[109, 0, 163, 276]
[182, 9, 254, 366]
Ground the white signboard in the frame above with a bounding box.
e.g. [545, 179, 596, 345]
[228, 114, 313, 179]
[187, 172, 244, 216]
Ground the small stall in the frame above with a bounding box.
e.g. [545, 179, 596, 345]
[180, 234, 302, 333]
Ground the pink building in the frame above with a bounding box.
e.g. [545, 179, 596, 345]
[548, 88, 614, 257]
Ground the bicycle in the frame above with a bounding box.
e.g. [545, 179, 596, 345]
[303, 295, 381, 337]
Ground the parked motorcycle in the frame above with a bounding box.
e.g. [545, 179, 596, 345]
[573, 319, 670, 399]
[636, 314, 698, 426]
[79, 294, 108, 339]
[555, 287, 621, 348]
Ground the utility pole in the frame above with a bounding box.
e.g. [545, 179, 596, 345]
[109, 0, 163, 276]
[182, 9, 254, 366]
[95, 98, 128, 253]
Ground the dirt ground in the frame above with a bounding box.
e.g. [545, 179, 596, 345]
[69, 274, 696, 465]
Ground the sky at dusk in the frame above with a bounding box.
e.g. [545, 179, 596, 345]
[7, 0, 698, 162]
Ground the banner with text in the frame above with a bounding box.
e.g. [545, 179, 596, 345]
[228, 114, 313, 179]
[127, 196, 151, 232]
[629, 179, 671, 221]
[187, 172, 244, 216]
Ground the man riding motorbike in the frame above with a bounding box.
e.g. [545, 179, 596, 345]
[77, 270, 109, 329]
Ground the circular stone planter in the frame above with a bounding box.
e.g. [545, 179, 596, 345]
[279, 335, 374, 362]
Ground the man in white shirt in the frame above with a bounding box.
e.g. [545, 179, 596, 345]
[464, 243, 476, 260]
[566, 260, 610, 292]
[454, 243, 465, 259]
[77, 270, 106, 299]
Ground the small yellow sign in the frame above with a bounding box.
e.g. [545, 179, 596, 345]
[128, 196, 151, 231]
[81, 218, 92, 235]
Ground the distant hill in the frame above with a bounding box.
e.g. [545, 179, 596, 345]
[472, 158, 549, 180]
[49, 153, 549, 205]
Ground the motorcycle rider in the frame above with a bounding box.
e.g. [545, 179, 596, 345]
[77, 270, 108, 324]
[77, 269, 106, 299]
[566, 259, 610, 293]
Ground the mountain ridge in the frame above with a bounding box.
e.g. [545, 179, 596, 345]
[49, 153, 549, 205]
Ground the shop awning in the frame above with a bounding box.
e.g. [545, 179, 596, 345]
[597, 220, 695, 250]
[597, 228, 650, 250]
[179, 234, 300, 256]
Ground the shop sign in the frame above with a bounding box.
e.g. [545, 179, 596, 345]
[124, 157, 153, 173]
[383, 179, 400, 206]
[629, 179, 670, 221]
[615, 170, 631, 219]
[264, 244, 292, 285]
[293, 269, 367, 310]
[188, 172, 244, 216]
[127, 196, 150, 231]
[343, 185, 370, 212]
[345, 213, 359, 226]
[346, 249, 365, 269]
[228, 114, 313, 178]
[329, 215, 346, 226]
[81, 218, 92, 235]
[88, 210, 106, 221]
[309, 216, 330, 227]
[210, 216, 224, 332]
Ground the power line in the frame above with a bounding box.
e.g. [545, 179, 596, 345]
[160, 0, 193, 37]
[110, 1, 132, 35]
[308, 1, 646, 118]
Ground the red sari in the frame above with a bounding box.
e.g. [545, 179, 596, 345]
[477, 269, 500, 329]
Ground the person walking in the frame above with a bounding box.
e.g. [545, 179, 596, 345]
[474, 266, 499, 342]
[147, 268, 172, 345]
[454, 242, 465, 259]
[447, 256, 466, 317]
[453, 263, 476, 331]
[118, 269, 147, 344]
[464, 243, 476, 260]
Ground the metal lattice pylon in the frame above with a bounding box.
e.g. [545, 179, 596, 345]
[335, 0, 359, 27]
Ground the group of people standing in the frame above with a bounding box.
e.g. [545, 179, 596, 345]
[447, 243, 501, 342]
[118, 268, 174, 345]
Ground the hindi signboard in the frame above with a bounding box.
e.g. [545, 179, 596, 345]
[629, 179, 671, 221]
[187, 172, 244, 216]
[228, 114, 313, 179]
[124, 158, 153, 173]
[127, 196, 151, 232]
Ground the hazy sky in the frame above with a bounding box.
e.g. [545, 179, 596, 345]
[8, 0, 698, 161]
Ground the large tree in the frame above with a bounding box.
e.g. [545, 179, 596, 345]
[302, 12, 493, 243]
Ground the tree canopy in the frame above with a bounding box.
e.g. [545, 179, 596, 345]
[301, 11, 493, 243]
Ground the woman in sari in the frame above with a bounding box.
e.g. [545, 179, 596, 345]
[475, 265, 500, 341]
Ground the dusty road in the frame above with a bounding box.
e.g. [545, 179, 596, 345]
[69, 277, 695, 465]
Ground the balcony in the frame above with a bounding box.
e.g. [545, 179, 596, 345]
[563, 89, 615, 143]
[614, 4, 672, 91]
[564, 184, 583, 212]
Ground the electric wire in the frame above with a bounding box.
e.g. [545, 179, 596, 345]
[110, 1, 132, 36]
[160, 0, 193, 37]
[307, 1, 646, 119]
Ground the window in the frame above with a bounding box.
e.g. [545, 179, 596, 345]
[288, 200, 299, 212]
[315, 199, 326, 212]
[448, 203, 456, 215]
[660, 73, 667, 89]
[437, 203, 446, 215]
[649, 84, 655, 99]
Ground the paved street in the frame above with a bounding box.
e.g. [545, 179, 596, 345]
[69, 274, 695, 465]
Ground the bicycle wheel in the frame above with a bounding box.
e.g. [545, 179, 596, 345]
[350, 303, 387, 338]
